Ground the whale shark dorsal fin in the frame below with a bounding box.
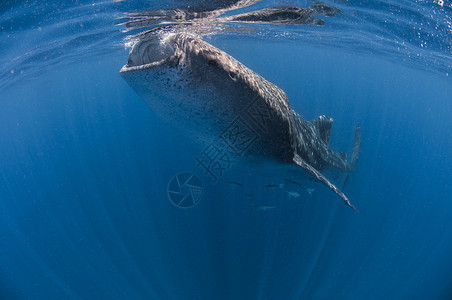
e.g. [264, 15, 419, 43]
[293, 153, 358, 213]
[312, 115, 333, 144]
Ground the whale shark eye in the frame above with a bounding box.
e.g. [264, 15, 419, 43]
[228, 71, 237, 81]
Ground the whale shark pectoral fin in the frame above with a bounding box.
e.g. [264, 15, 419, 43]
[312, 115, 333, 144]
[293, 154, 358, 213]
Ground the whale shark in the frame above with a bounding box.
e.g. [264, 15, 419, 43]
[120, 32, 361, 212]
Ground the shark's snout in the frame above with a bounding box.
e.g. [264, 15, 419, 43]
[126, 38, 175, 68]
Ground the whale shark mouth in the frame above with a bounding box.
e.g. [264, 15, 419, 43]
[125, 37, 176, 68]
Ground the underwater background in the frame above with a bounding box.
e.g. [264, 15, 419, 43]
[1, 0, 451, 299]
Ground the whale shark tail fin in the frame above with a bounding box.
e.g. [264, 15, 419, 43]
[339, 122, 361, 190]
[349, 122, 361, 170]
[293, 153, 358, 213]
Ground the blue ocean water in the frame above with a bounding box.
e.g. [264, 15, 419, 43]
[1, 0, 451, 299]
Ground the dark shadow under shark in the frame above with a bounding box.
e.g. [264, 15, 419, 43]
[120, 31, 361, 212]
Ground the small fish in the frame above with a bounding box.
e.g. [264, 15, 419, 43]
[265, 183, 285, 188]
[244, 193, 253, 198]
[252, 204, 277, 211]
[306, 188, 315, 195]
[286, 191, 300, 198]
[284, 178, 303, 186]
[227, 181, 243, 187]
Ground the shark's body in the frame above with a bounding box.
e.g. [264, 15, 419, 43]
[120, 33, 361, 211]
